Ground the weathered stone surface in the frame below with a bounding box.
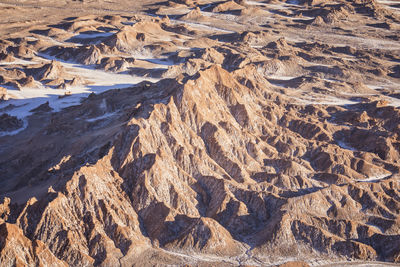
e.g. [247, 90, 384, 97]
[0, 0, 400, 266]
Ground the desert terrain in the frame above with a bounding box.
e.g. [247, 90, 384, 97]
[0, 0, 400, 266]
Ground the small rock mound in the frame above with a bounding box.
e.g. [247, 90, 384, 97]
[0, 52, 14, 62]
[181, 7, 204, 21]
[45, 77, 66, 87]
[104, 26, 145, 52]
[18, 76, 41, 89]
[239, 6, 267, 16]
[266, 37, 291, 50]
[198, 47, 225, 65]
[97, 57, 132, 72]
[0, 87, 8, 101]
[76, 45, 102, 65]
[0, 113, 23, 132]
[104, 21, 170, 52]
[28, 60, 65, 81]
[47, 45, 103, 65]
[389, 65, 400, 78]
[354, 0, 390, 19]
[212, 0, 245, 13]
[170, 0, 195, 7]
[239, 30, 272, 46]
[30, 102, 53, 113]
[68, 76, 86, 87]
[7, 44, 34, 58]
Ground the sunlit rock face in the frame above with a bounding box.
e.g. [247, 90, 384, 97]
[1, 0, 400, 265]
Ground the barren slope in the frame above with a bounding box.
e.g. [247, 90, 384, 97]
[0, 0, 400, 266]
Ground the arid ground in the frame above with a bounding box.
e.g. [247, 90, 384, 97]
[0, 0, 400, 266]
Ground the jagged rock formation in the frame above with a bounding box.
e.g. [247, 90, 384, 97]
[0, 222, 68, 267]
[0, 0, 400, 266]
[1, 63, 400, 265]
[27, 60, 66, 81]
[212, 0, 245, 13]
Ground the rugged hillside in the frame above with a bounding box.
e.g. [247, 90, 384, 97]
[0, 0, 400, 266]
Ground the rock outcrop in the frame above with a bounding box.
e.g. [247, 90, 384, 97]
[1, 0, 400, 265]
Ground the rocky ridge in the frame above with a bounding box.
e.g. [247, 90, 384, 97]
[0, 0, 400, 266]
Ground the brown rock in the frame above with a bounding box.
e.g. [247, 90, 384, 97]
[0, 223, 68, 267]
[0, 86, 8, 100]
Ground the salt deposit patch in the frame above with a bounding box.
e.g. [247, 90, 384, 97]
[357, 173, 392, 183]
[142, 58, 175, 66]
[246, 1, 267, 7]
[377, 0, 400, 12]
[268, 75, 297, 80]
[367, 84, 400, 107]
[86, 112, 117, 122]
[41, 35, 78, 47]
[72, 32, 114, 39]
[0, 55, 160, 128]
[0, 58, 38, 65]
[298, 96, 358, 106]
[286, 0, 302, 5]
[336, 140, 356, 151]
[377, 0, 400, 3]
[68, 32, 114, 44]
[130, 50, 178, 68]
[171, 19, 235, 33]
